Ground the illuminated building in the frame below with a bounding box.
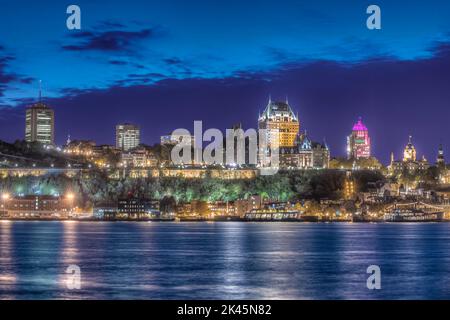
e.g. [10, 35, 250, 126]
[161, 133, 195, 146]
[116, 124, 140, 151]
[2, 195, 73, 219]
[279, 132, 330, 169]
[25, 87, 55, 145]
[235, 195, 263, 216]
[347, 117, 371, 159]
[437, 144, 445, 167]
[64, 140, 96, 156]
[117, 197, 160, 219]
[389, 136, 429, 174]
[403, 135, 416, 162]
[258, 97, 300, 167]
[120, 147, 158, 168]
[344, 172, 356, 200]
[258, 97, 299, 148]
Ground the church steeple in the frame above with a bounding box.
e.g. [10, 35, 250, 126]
[437, 144, 445, 166]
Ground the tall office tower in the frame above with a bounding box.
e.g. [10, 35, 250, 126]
[25, 84, 55, 145]
[258, 97, 300, 149]
[116, 124, 140, 151]
[347, 117, 371, 160]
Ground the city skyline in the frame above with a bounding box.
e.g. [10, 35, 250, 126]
[0, 0, 450, 164]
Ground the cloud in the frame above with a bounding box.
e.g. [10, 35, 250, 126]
[163, 57, 183, 65]
[2, 40, 450, 165]
[62, 28, 156, 52]
[0, 56, 16, 85]
[0, 52, 35, 98]
[109, 59, 129, 66]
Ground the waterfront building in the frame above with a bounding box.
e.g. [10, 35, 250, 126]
[25, 90, 55, 145]
[175, 200, 211, 219]
[2, 195, 73, 219]
[279, 132, 330, 169]
[235, 195, 263, 216]
[116, 124, 140, 151]
[117, 197, 160, 219]
[93, 202, 118, 220]
[347, 117, 371, 160]
[208, 201, 237, 217]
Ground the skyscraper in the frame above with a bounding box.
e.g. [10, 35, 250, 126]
[25, 84, 55, 145]
[347, 117, 371, 159]
[116, 124, 140, 151]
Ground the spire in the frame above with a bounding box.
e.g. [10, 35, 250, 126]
[408, 135, 412, 144]
[268, 94, 271, 104]
[323, 138, 329, 150]
[38, 80, 42, 103]
[285, 95, 289, 104]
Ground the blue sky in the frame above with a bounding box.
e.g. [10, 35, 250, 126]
[1, 0, 450, 162]
[1, 0, 449, 103]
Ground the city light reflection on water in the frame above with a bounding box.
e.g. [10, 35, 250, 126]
[1, 221, 450, 299]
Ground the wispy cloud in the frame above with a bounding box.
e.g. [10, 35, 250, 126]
[62, 28, 157, 52]
[0, 48, 35, 98]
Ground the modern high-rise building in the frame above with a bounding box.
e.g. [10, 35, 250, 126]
[25, 101, 55, 145]
[116, 124, 140, 151]
[347, 117, 371, 159]
[258, 97, 300, 149]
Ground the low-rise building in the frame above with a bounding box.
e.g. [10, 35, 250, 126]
[2, 195, 73, 219]
[117, 197, 160, 219]
[64, 140, 96, 157]
[279, 132, 329, 169]
[120, 147, 158, 168]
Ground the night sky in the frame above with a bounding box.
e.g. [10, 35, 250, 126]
[0, 0, 450, 164]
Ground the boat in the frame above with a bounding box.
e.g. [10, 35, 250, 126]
[384, 209, 444, 222]
[243, 209, 303, 221]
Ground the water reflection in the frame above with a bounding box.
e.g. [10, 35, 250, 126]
[0, 221, 16, 299]
[58, 221, 80, 293]
[1, 222, 450, 299]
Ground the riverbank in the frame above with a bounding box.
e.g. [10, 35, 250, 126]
[1, 217, 448, 223]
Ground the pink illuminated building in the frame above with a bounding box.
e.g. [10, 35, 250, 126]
[347, 117, 371, 159]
